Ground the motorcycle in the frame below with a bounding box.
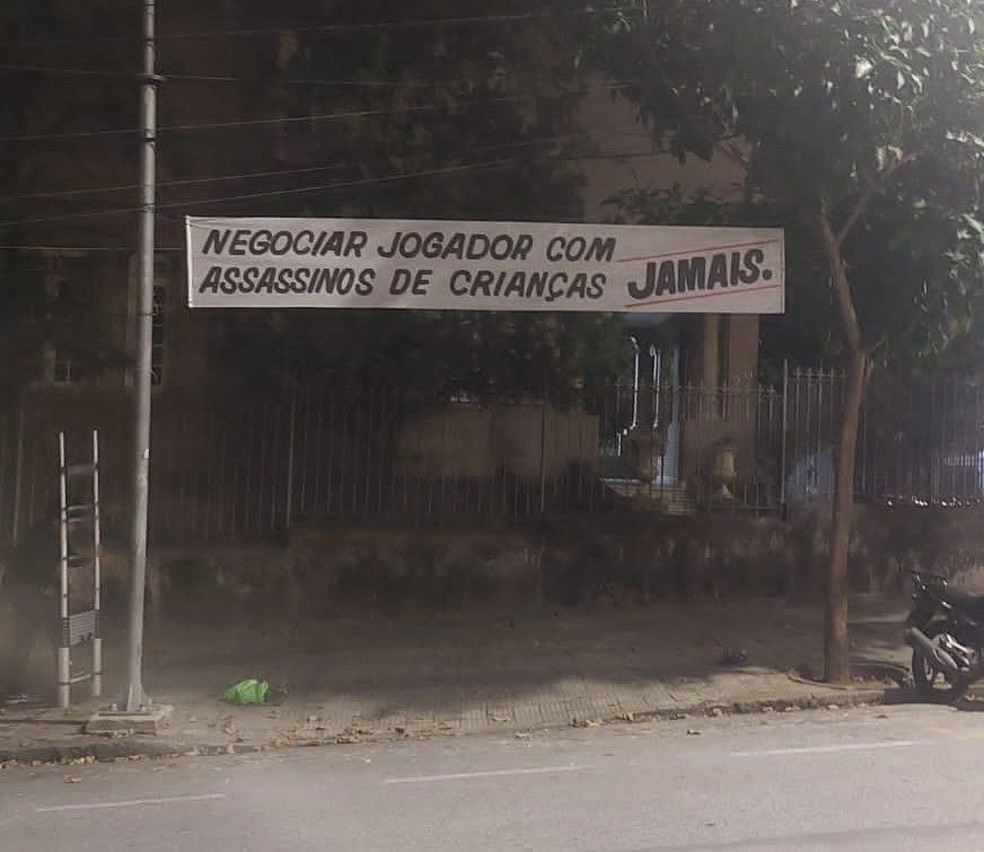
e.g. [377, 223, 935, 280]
[903, 570, 984, 700]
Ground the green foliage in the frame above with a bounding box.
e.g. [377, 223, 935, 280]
[0, 1, 136, 405]
[594, 0, 984, 363]
[200, 1, 630, 399]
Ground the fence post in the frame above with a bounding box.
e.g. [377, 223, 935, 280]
[10, 389, 28, 546]
[779, 359, 789, 519]
[284, 380, 298, 535]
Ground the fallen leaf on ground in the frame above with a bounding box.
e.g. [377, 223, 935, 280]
[64, 776, 81, 784]
[686, 729, 701, 736]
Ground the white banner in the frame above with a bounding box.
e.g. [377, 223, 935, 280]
[185, 217, 784, 314]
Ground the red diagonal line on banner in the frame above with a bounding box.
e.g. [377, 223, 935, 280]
[616, 237, 782, 264]
[624, 281, 782, 310]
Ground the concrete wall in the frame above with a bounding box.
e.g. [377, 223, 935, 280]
[110, 503, 981, 624]
[395, 403, 599, 479]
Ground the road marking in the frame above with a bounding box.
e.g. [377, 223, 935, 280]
[384, 765, 586, 785]
[36, 793, 226, 813]
[730, 740, 926, 758]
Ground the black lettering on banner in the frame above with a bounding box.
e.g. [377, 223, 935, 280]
[740, 248, 765, 283]
[221, 267, 240, 294]
[320, 231, 345, 257]
[503, 271, 526, 298]
[229, 229, 251, 256]
[390, 269, 412, 294]
[513, 234, 533, 261]
[526, 271, 548, 298]
[334, 268, 355, 295]
[241, 266, 259, 293]
[678, 257, 706, 292]
[248, 230, 271, 254]
[270, 232, 293, 256]
[256, 267, 278, 293]
[545, 237, 564, 262]
[547, 272, 567, 301]
[707, 253, 728, 289]
[472, 269, 494, 297]
[566, 272, 588, 299]
[444, 233, 466, 260]
[422, 232, 444, 259]
[199, 266, 222, 293]
[295, 231, 315, 255]
[346, 231, 368, 258]
[590, 237, 617, 263]
[307, 269, 325, 294]
[275, 268, 293, 294]
[656, 261, 676, 296]
[400, 233, 422, 259]
[545, 235, 616, 263]
[449, 269, 469, 296]
[356, 268, 375, 295]
[587, 273, 605, 299]
[490, 235, 513, 261]
[627, 264, 655, 300]
[294, 268, 311, 293]
[466, 234, 490, 260]
[411, 269, 431, 295]
[202, 230, 231, 255]
[730, 251, 742, 286]
[377, 232, 399, 258]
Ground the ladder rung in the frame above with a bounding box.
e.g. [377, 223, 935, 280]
[65, 463, 97, 477]
[65, 505, 95, 525]
[67, 554, 95, 569]
[68, 672, 92, 685]
[62, 610, 99, 646]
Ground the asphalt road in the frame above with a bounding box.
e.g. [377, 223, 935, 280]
[3, 703, 984, 851]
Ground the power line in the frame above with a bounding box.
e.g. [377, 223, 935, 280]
[3, 132, 587, 202]
[1, 65, 639, 92]
[0, 90, 560, 142]
[9, 6, 634, 48]
[0, 158, 516, 227]
[0, 146, 667, 228]
[0, 76, 637, 143]
[2, 163, 350, 202]
[0, 64, 137, 78]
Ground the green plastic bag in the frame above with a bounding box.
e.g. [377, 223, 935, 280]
[222, 678, 269, 705]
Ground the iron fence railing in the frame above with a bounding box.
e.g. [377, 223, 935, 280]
[4, 369, 984, 546]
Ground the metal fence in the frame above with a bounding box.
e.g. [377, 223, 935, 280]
[4, 369, 984, 546]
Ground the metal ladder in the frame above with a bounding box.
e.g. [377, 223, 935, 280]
[57, 430, 103, 709]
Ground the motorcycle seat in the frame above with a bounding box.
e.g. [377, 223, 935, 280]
[943, 587, 984, 619]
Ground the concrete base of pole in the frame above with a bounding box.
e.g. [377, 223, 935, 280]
[85, 704, 172, 736]
[123, 684, 152, 713]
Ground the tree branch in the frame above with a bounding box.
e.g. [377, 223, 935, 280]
[818, 202, 863, 355]
[836, 153, 917, 245]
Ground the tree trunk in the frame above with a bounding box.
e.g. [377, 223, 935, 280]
[817, 208, 867, 684]
[823, 348, 866, 683]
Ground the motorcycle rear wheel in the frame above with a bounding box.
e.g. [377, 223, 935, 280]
[911, 620, 970, 701]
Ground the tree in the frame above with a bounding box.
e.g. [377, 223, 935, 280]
[594, 0, 984, 680]
[162, 0, 629, 400]
[0, 1, 137, 406]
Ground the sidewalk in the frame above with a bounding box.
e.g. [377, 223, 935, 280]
[0, 594, 917, 765]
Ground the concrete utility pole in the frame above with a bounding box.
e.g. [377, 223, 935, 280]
[126, 0, 159, 712]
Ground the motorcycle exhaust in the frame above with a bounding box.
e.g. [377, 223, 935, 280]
[903, 627, 961, 677]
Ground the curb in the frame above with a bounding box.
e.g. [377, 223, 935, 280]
[0, 687, 895, 767]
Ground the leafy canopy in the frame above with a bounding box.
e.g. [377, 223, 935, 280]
[596, 0, 984, 360]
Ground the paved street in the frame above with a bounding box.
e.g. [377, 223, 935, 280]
[3, 703, 984, 850]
